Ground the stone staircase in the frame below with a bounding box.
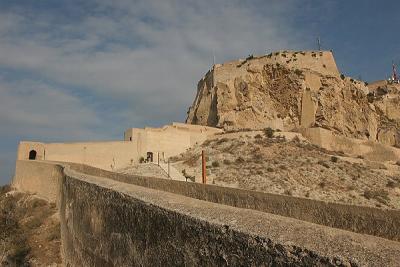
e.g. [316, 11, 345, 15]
[158, 162, 187, 182]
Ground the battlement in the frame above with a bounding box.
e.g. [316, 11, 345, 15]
[205, 50, 339, 86]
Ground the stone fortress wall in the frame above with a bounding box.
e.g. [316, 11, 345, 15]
[17, 140, 138, 171]
[213, 50, 340, 84]
[17, 122, 222, 172]
[124, 122, 222, 163]
[12, 160, 400, 266]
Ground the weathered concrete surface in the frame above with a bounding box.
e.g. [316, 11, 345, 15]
[61, 167, 400, 267]
[67, 162, 400, 242]
[13, 160, 63, 203]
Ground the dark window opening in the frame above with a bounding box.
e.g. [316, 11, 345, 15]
[129, 137, 132, 141]
[146, 152, 153, 162]
[29, 150, 37, 160]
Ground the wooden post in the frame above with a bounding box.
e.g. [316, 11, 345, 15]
[202, 150, 207, 184]
[168, 158, 170, 178]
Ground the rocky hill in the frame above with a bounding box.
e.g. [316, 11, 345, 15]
[186, 51, 400, 147]
[170, 131, 400, 209]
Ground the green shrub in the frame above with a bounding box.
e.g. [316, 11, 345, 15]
[216, 138, 229, 145]
[256, 170, 263, 175]
[279, 165, 287, 170]
[330, 156, 339, 163]
[201, 139, 213, 147]
[0, 184, 11, 194]
[24, 217, 43, 229]
[223, 159, 231, 165]
[283, 189, 293, 196]
[347, 185, 356, 191]
[317, 160, 330, 168]
[340, 74, 345, 80]
[263, 127, 274, 138]
[46, 224, 61, 241]
[363, 189, 390, 204]
[386, 180, 399, 188]
[8, 245, 30, 266]
[294, 69, 303, 75]
[211, 161, 220, 167]
[235, 157, 245, 163]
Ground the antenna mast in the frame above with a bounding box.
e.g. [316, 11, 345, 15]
[212, 49, 216, 66]
[389, 61, 399, 84]
[317, 37, 321, 51]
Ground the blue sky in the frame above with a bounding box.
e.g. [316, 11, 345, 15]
[0, 0, 399, 184]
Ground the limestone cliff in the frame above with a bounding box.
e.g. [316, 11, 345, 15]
[186, 50, 400, 147]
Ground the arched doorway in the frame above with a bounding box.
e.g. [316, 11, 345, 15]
[29, 150, 37, 160]
[146, 152, 153, 162]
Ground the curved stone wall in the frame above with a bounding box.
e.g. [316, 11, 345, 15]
[61, 167, 400, 266]
[67, 162, 400, 242]
[12, 160, 400, 266]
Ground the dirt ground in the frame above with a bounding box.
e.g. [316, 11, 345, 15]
[0, 185, 61, 267]
[170, 130, 400, 210]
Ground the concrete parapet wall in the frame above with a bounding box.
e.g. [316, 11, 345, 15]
[60, 167, 400, 266]
[11, 160, 400, 265]
[67, 162, 400, 242]
[300, 127, 400, 162]
[13, 160, 63, 203]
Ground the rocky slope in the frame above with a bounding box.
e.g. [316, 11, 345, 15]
[0, 185, 61, 266]
[170, 131, 400, 209]
[186, 50, 400, 147]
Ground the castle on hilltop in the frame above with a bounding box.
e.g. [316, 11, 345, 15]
[15, 50, 400, 172]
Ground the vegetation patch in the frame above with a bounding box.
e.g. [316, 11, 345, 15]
[211, 161, 220, 168]
[330, 156, 339, 163]
[263, 127, 274, 138]
[0, 185, 61, 266]
[363, 189, 390, 204]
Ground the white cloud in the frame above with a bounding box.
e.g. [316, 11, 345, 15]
[0, 79, 102, 140]
[0, 0, 309, 107]
[0, 0, 313, 184]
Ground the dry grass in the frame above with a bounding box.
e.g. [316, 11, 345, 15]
[363, 189, 390, 204]
[0, 185, 61, 266]
[173, 133, 400, 209]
